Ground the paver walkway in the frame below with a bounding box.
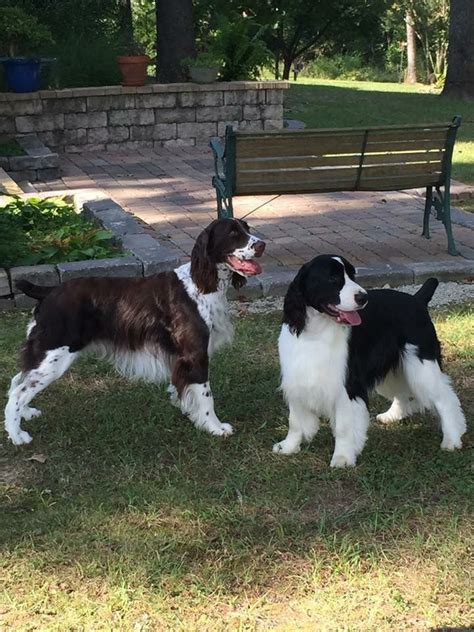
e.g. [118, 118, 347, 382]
[36, 145, 474, 270]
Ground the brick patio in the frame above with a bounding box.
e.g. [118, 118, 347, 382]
[35, 144, 474, 273]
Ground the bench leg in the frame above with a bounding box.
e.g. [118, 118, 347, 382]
[422, 185, 433, 239]
[442, 186, 458, 256]
[427, 186, 459, 256]
[216, 190, 234, 219]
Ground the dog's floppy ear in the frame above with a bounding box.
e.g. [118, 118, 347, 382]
[191, 227, 218, 293]
[283, 269, 307, 336]
[339, 256, 356, 280]
[231, 272, 247, 291]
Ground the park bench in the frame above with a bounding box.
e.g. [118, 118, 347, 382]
[210, 116, 462, 255]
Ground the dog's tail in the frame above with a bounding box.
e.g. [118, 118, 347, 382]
[414, 277, 439, 305]
[16, 280, 55, 302]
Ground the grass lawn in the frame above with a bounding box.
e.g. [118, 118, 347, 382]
[0, 305, 472, 630]
[284, 79, 474, 185]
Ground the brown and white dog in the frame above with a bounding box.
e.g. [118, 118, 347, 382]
[4, 218, 265, 445]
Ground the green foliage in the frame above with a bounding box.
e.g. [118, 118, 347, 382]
[0, 140, 25, 157]
[0, 6, 54, 57]
[383, 0, 449, 83]
[184, 51, 222, 69]
[53, 37, 121, 88]
[304, 54, 399, 83]
[212, 16, 271, 81]
[130, 0, 156, 59]
[0, 196, 120, 269]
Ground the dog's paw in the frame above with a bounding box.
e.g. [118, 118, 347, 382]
[9, 430, 33, 446]
[330, 452, 356, 468]
[440, 437, 462, 451]
[23, 407, 42, 421]
[211, 422, 234, 437]
[376, 411, 398, 424]
[272, 440, 301, 455]
[167, 384, 180, 408]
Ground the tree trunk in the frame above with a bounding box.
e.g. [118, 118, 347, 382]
[282, 56, 293, 81]
[442, 0, 474, 99]
[274, 54, 280, 80]
[405, 9, 417, 83]
[119, 0, 134, 48]
[156, 0, 195, 83]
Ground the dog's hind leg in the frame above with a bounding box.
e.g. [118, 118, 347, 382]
[273, 399, 319, 455]
[4, 346, 77, 445]
[402, 345, 466, 450]
[375, 370, 421, 424]
[8, 373, 43, 422]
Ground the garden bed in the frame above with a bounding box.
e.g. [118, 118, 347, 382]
[0, 189, 183, 309]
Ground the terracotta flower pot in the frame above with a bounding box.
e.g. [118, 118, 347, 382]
[117, 55, 150, 87]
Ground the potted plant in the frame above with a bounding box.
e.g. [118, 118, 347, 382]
[0, 6, 54, 93]
[185, 52, 222, 83]
[117, 42, 151, 87]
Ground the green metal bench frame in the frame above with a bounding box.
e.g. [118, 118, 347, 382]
[210, 116, 462, 255]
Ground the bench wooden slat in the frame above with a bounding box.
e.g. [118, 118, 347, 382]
[358, 174, 442, 190]
[365, 138, 448, 153]
[235, 122, 450, 137]
[236, 165, 358, 189]
[236, 134, 366, 159]
[362, 150, 444, 167]
[360, 161, 443, 179]
[236, 149, 444, 172]
[236, 178, 358, 195]
[365, 128, 448, 143]
[236, 154, 362, 170]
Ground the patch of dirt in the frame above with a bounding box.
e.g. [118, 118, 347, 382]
[0, 455, 35, 487]
[295, 478, 366, 524]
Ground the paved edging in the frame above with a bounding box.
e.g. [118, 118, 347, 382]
[230, 259, 474, 301]
[0, 134, 59, 182]
[0, 189, 184, 309]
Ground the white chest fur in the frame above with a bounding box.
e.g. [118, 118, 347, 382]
[279, 309, 350, 419]
[175, 262, 234, 355]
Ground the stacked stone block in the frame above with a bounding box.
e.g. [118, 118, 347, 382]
[0, 81, 289, 153]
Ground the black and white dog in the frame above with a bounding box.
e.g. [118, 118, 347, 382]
[274, 255, 466, 467]
[4, 218, 265, 446]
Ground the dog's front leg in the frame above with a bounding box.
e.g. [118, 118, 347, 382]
[330, 393, 369, 467]
[171, 354, 233, 437]
[180, 381, 233, 437]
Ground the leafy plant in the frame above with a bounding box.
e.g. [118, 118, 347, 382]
[0, 6, 54, 57]
[212, 17, 271, 81]
[0, 140, 25, 157]
[184, 51, 222, 69]
[0, 196, 121, 269]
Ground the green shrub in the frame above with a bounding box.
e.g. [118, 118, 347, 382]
[0, 140, 25, 157]
[304, 53, 398, 83]
[0, 6, 54, 57]
[54, 36, 121, 88]
[212, 17, 271, 81]
[0, 196, 121, 269]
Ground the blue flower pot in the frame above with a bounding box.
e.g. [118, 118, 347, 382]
[3, 57, 42, 93]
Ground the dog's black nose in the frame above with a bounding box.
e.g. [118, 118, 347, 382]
[253, 240, 266, 257]
[355, 291, 368, 307]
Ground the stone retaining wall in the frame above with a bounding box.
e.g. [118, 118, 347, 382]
[0, 81, 289, 153]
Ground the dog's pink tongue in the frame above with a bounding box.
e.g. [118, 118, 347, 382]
[338, 310, 362, 326]
[227, 255, 262, 276]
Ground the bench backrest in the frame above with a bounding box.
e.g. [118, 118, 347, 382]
[225, 117, 460, 196]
